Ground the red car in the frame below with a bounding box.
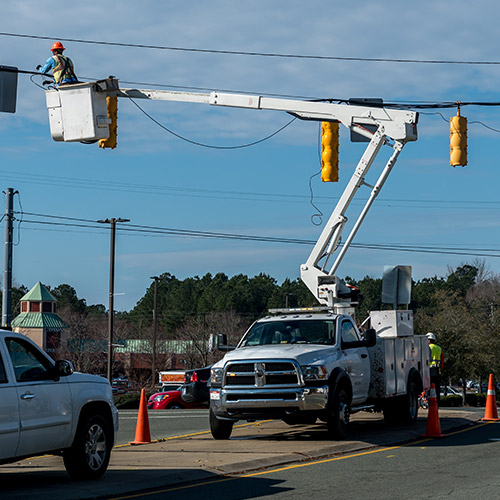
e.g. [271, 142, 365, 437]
[148, 387, 206, 410]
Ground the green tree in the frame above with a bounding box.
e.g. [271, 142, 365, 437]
[51, 284, 87, 313]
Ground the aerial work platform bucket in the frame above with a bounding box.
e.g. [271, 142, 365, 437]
[45, 78, 118, 142]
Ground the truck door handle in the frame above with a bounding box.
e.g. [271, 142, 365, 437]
[361, 354, 368, 358]
[21, 392, 36, 400]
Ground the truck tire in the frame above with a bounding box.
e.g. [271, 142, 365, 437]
[401, 377, 420, 425]
[209, 407, 234, 440]
[63, 414, 112, 480]
[327, 386, 350, 440]
[384, 377, 420, 426]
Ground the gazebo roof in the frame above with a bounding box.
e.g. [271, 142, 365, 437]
[20, 282, 57, 302]
[11, 312, 67, 329]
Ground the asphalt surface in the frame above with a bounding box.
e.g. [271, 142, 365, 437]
[0, 408, 486, 500]
[108, 421, 500, 500]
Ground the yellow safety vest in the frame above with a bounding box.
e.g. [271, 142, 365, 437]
[429, 343, 442, 373]
[52, 55, 76, 84]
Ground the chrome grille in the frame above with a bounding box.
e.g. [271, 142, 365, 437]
[224, 361, 300, 388]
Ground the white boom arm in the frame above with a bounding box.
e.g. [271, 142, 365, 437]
[45, 80, 418, 310]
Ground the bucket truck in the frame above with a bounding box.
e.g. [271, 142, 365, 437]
[45, 79, 430, 438]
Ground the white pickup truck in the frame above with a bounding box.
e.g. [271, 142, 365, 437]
[0, 330, 118, 479]
[209, 309, 430, 439]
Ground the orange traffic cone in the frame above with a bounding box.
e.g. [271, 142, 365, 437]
[481, 374, 499, 422]
[130, 388, 152, 444]
[422, 384, 443, 437]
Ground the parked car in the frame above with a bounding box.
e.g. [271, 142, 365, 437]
[112, 377, 131, 395]
[440, 386, 462, 397]
[148, 387, 206, 410]
[0, 330, 118, 479]
[181, 365, 212, 404]
[476, 381, 500, 394]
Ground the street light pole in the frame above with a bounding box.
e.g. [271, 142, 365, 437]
[150, 276, 159, 386]
[98, 217, 130, 383]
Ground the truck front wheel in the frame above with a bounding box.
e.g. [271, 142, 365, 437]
[209, 407, 234, 440]
[63, 414, 112, 480]
[327, 386, 350, 440]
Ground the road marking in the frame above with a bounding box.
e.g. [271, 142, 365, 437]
[108, 421, 492, 500]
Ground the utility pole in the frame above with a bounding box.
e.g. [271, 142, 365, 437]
[150, 276, 159, 387]
[97, 217, 130, 383]
[2, 188, 17, 329]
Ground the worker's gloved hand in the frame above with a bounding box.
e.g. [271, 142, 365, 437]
[36, 65, 42, 71]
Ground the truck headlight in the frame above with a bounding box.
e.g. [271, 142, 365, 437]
[301, 365, 328, 380]
[210, 367, 223, 386]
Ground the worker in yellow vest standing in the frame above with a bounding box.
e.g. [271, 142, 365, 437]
[427, 332, 444, 406]
[37, 42, 78, 86]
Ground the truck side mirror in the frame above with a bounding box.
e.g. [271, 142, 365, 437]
[55, 359, 74, 376]
[363, 328, 377, 348]
[209, 333, 234, 351]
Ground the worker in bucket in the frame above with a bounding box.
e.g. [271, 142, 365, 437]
[37, 42, 78, 86]
[427, 332, 444, 405]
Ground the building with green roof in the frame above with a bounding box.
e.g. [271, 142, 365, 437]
[12, 281, 67, 352]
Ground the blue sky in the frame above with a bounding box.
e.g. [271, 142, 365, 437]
[1, 1, 500, 311]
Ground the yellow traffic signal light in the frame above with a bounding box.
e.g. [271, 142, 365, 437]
[321, 121, 339, 182]
[450, 108, 467, 167]
[99, 96, 118, 149]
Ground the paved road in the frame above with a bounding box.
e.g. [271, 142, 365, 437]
[106, 421, 500, 500]
[0, 408, 489, 500]
[117, 409, 209, 444]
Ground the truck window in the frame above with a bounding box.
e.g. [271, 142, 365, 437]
[0, 353, 7, 383]
[341, 321, 360, 344]
[242, 320, 336, 346]
[5, 338, 52, 382]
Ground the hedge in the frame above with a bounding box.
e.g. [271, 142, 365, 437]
[439, 395, 463, 407]
[464, 393, 487, 407]
[114, 392, 142, 409]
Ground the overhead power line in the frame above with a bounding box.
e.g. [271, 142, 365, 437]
[3, 171, 500, 210]
[13, 212, 500, 258]
[3, 32, 500, 66]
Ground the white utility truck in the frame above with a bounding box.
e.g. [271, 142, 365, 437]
[0, 330, 118, 478]
[44, 79, 430, 439]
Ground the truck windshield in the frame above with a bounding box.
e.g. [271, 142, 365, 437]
[241, 319, 336, 347]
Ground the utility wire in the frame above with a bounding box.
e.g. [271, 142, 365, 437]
[128, 98, 297, 149]
[19, 66, 500, 110]
[13, 213, 500, 258]
[4, 32, 500, 66]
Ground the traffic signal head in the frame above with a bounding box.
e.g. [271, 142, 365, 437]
[321, 121, 339, 182]
[99, 96, 118, 149]
[450, 108, 467, 167]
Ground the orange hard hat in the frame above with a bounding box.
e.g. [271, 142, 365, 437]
[51, 42, 65, 52]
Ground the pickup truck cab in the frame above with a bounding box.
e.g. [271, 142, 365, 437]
[0, 330, 118, 479]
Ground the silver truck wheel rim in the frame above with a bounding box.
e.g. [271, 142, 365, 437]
[85, 424, 106, 470]
[339, 402, 349, 425]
